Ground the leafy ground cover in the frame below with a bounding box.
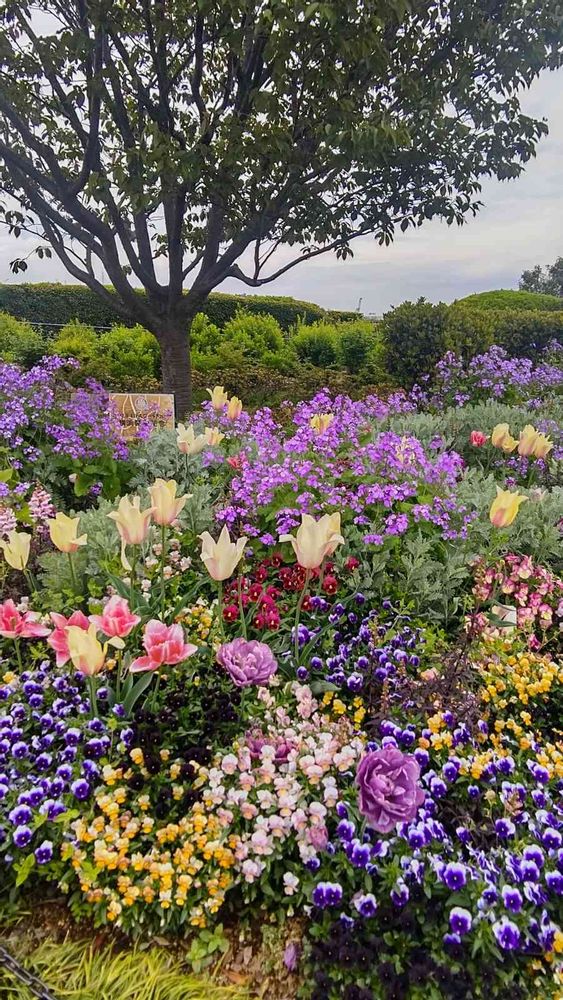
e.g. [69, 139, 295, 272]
[0, 343, 561, 999]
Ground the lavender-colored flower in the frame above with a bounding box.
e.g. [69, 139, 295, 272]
[502, 886, 523, 913]
[353, 893, 378, 918]
[13, 824, 32, 848]
[442, 862, 467, 891]
[71, 779, 90, 801]
[283, 942, 301, 972]
[355, 746, 424, 833]
[493, 917, 521, 951]
[546, 871, 563, 895]
[35, 840, 53, 864]
[217, 638, 277, 687]
[311, 881, 343, 908]
[449, 907, 472, 935]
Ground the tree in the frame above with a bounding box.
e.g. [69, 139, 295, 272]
[520, 257, 563, 297]
[0, 1, 561, 416]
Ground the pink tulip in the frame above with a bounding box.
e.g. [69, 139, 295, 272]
[48, 610, 90, 666]
[130, 619, 197, 673]
[89, 596, 141, 639]
[0, 600, 51, 640]
[470, 431, 488, 447]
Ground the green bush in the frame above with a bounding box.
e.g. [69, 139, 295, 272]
[444, 305, 496, 360]
[484, 309, 563, 356]
[457, 289, 563, 312]
[49, 320, 99, 368]
[0, 311, 44, 366]
[0, 282, 354, 332]
[290, 322, 339, 367]
[382, 298, 449, 385]
[336, 319, 377, 373]
[98, 325, 160, 381]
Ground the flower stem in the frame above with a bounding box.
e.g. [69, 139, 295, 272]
[87, 676, 97, 719]
[237, 569, 247, 638]
[67, 552, 78, 594]
[217, 580, 225, 640]
[294, 569, 311, 665]
[130, 544, 137, 600]
[160, 523, 167, 618]
[14, 638, 23, 672]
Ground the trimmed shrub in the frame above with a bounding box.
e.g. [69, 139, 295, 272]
[290, 323, 339, 367]
[336, 319, 378, 373]
[0, 311, 44, 366]
[444, 305, 496, 360]
[0, 282, 354, 332]
[97, 325, 160, 382]
[484, 309, 563, 356]
[382, 298, 449, 385]
[457, 289, 563, 312]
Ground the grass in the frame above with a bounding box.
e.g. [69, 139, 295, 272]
[0, 936, 250, 1000]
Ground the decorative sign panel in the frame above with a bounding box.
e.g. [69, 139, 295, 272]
[109, 393, 175, 439]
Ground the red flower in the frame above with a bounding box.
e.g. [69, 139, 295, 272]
[346, 556, 360, 571]
[248, 583, 263, 601]
[223, 604, 239, 622]
[322, 575, 339, 595]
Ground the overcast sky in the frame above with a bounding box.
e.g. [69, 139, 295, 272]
[1, 66, 561, 315]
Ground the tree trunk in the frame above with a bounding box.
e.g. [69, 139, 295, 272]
[158, 319, 193, 420]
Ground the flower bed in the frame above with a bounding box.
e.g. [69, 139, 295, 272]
[0, 361, 561, 999]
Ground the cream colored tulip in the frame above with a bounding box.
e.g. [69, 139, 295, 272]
[148, 479, 190, 526]
[108, 496, 154, 570]
[207, 385, 229, 411]
[489, 488, 527, 528]
[199, 526, 248, 581]
[280, 513, 344, 569]
[48, 512, 87, 554]
[177, 423, 207, 456]
[66, 623, 106, 676]
[517, 425, 539, 457]
[310, 412, 334, 434]
[490, 423, 518, 453]
[226, 396, 243, 420]
[204, 426, 225, 446]
[532, 433, 553, 460]
[0, 529, 31, 571]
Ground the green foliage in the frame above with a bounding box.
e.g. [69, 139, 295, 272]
[290, 323, 339, 368]
[457, 289, 563, 311]
[0, 311, 44, 366]
[519, 256, 563, 297]
[0, 283, 347, 333]
[480, 308, 563, 356]
[192, 309, 287, 370]
[443, 304, 495, 359]
[98, 325, 160, 381]
[382, 298, 449, 385]
[335, 320, 378, 373]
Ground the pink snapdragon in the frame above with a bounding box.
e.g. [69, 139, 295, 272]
[0, 600, 50, 640]
[48, 610, 90, 666]
[89, 596, 140, 639]
[130, 619, 197, 673]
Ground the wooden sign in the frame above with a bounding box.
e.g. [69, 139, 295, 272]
[109, 393, 175, 439]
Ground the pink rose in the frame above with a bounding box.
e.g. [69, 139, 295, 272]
[356, 746, 425, 833]
[0, 600, 50, 640]
[130, 619, 197, 673]
[89, 596, 140, 639]
[470, 431, 488, 447]
[48, 610, 90, 666]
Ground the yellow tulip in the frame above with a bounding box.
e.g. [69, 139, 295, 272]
[310, 413, 334, 434]
[226, 396, 243, 420]
[280, 512, 344, 569]
[66, 623, 106, 676]
[491, 423, 518, 453]
[489, 488, 527, 528]
[177, 423, 207, 456]
[0, 529, 31, 570]
[204, 426, 225, 446]
[532, 433, 553, 460]
[199, 526, 248, 581]
[108, 496, 154, 570]
[148, 479, 191, 526]
[206, 385, 229, 411]
[48, 512, 87, 553]
[517, 424, 539, 457]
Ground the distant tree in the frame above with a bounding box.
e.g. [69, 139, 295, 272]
[0, 1, 561, 415]
[519, 258, 563, 297]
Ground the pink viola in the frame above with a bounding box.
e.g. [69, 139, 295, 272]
[130, 619, 198, 673]
[48, 610, 90, 667]
[89, 596, 141, 640]
[0, 600, 51, 640]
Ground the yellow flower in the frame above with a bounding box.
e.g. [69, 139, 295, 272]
[279, 512, 344, 569]
[199, 525, 247, 581]
[107, 495, 154, 570]
[204, 426, 225, 447]
[226, 396, 243, 420]
[532, 433, 553, 460]
[517, 424, 539, 457]
[206, 386, 229, 411]
[310, 412, 334, 434]
[148, 479, 190, 526]
[489, 487, 527, 528]
[491, 423, 518, 453]
[48, 512, 87, 554]
[0, 529, 31, 570]
[66, 623, 106, 676]
[176, 423, 207, 456]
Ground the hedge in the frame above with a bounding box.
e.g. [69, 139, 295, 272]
[456, 289, 563, 312]
[0, 283, 356, 333]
